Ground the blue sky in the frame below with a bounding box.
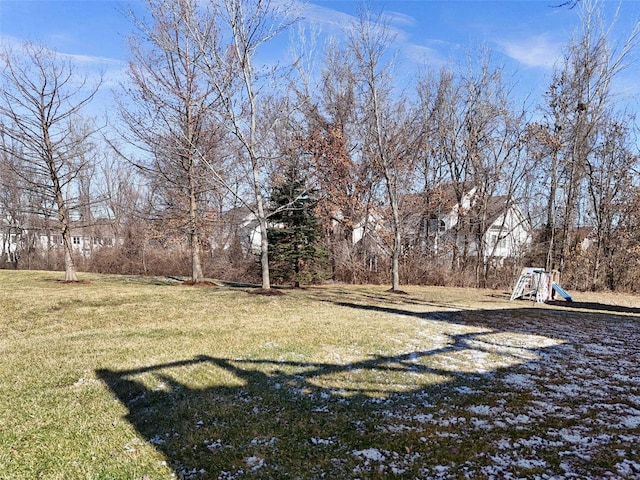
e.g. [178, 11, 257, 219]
[0, 0, 639, 112]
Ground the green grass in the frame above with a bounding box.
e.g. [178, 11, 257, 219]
[1, 270, 639, 479]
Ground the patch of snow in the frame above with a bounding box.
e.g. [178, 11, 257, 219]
[468, 404, 493, 415]
[496, 438, 511, 450]
[515, 458, 547, 469]
[619, 415, 640, 428]
[204, 439, 223, 451]
[553, 428, 590, 444]
[413, 413, 434, 423]
[153, 381, 169, 392]
[352, 448, 387, 462]
[149, 435, 166, 445]
[378, 423, 416, 433]
[628, 394, 640, 407]
[250, 437, 277, 447]
[310, 437, 335, 446]
[177, 466, 207, 479]
[502, 373, 535, 388]
[438, 416, 466, 427]
[245, 456, 264, 471]
[454, 385, 482, 394]
[616, 459, 640, 475]
[546, 383, 583, 396]
[584, 343, 619, 355]
[470, 417, 492, 429]
[506, 414, 533, 425]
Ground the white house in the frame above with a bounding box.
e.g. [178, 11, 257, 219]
[392, 185, 532, 261]
[0, 217, 120, 264]
[479, 195, 532, 260]
[209, 206, 263, 255]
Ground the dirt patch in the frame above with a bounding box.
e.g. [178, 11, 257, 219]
[55, 279, 92, 285]
[386, 288, 409, 295]
[182, 281, 218, 287]
[248, 288, 285, 296]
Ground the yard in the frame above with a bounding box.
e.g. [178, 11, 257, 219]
[1, 270, 639, 479]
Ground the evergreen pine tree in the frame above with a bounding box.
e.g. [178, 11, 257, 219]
[268, 167, 328, 287]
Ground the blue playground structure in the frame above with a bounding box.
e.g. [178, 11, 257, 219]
[510, 268, 574, 303]
[552, 283, 573, 302]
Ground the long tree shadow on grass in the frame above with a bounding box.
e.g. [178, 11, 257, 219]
[545, 300, 640, 315]
[97, 304, 640, 479]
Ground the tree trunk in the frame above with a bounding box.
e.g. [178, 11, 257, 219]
[60, 212, 78, 282]
[391, 201, 401, 291]
[190, 230, 203, 283]
[189, 168, 204, 283]
[546, 148, 559, 272]
[52, 154, 78, 282]
[256, 194, 271, 290]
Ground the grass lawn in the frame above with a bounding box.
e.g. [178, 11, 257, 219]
[1, 270, 639, 479]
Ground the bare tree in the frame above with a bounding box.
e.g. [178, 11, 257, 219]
[117, 0, 223, 282]
[0, 43, 101, 281]
[347, 7, 421, 291]
[97, 150, 141, 241]
[196, 0, 296, 290]
[584, 115, 637, 290]
[416, 49, 533, 287]
[0, 136, 26, 268]
[539, 0, 640, 274]
[462, 58, 530, 287]
[293, 37, 366, 282]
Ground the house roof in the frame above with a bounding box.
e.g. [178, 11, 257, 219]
[400, 185, 530, 233]
[483, 195, 514, 226]
[400, 183, 474, 217]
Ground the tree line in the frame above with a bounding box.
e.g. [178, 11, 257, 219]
[1, 0, 639, 293]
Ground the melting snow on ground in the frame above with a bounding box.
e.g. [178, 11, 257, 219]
[146, 304, 640, 479]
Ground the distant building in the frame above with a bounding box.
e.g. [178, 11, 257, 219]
[0, 217, 121, 264]
[356, 185, 533, 262]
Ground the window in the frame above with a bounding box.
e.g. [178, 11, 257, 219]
[427, 215, 446, 234]
[72, 236, 81, 245]
[490, 233, 507, 250]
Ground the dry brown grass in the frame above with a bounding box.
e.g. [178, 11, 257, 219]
[1, 270, 639, 479]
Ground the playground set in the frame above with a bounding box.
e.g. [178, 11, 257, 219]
[510, 267, 573, 303]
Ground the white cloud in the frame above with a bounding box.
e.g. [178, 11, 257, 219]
[498, 34, 564, 69]
[0, 34, 123, 67]
[298, 1, 358, 35]
[403, 43, 449, 69]
[58, 51, 124, 67]
[292, 1, 448, 71]
[0, 34, 126, 93]
[385, 9, 417, 29]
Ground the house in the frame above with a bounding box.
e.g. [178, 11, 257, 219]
[351, 210, 389, 252]
[395, 185, 532, 261]
[0, 217, 20, 264]
[0, 216, 121, 264]
[209, 206, 263, 255]
[479, 195, 532, 260]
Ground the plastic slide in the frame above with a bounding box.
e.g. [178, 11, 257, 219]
[552, 283, 573, 302]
